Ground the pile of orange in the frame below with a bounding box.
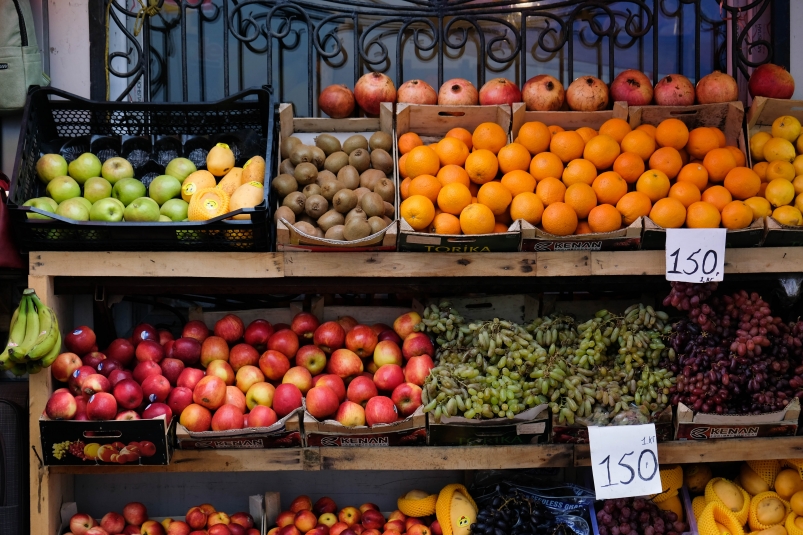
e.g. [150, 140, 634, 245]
[750, 115, 803, 226]
[399, 117, 756, 236]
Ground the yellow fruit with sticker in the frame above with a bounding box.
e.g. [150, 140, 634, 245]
[741, 464, 771, 495]
[230, 182, 264, 220]
[181, 170, 216, 202]
[450, 491, 476, 535]
[188, 187, 230, 221]
[714, 522, 732, 535]
[207, 143, 236, 176]
[713, 480, 745, 512]
[217, 167, 243, 197]
[686, 463, 713, 493]
[436, 484, 477, 535]
[242, 156, 266, 184]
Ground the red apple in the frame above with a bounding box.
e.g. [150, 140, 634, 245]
[45, 390, 77, 420]
[306, 385, 340, 419]
[101, 512, 125, 534]
[330, 523, 349, 535]
[268, 329, 300, 359]
[246, 381, 276, 410]
[319, 85, 356, 119]
[201, 336, 230, 367]
[68, 365, 95, 395]
[142, 402, 172, 421]
[208, 525, 231, 535]
[225, 385, 247, 413]
[313, 322, 346, 354]
[231, 513, 254, 529]
[167, 386, 194, 415]
[335, 401, 365, 427]
[361, 530, 378, 535]
[291, 312, 320, 341]
[177, 367, 205, 390]
[97, 358, 123, 378]
[159, 329, 174, 345]
[124, 502, 148, 526]
[230, 524, 246, 535]
[407, 526, 430, 535]
[314, 374, 346, 402]
[65, 326, 96, 355]
[244, 319, 274, 351]
[180, 403, 212, 432]
[113, 379, 144, 409]
[291, 496, 314, 512]
[173, 337, 202, 367]
[319, 513, 338, 527]
[108, 368, 133, 386]
[388, 512, 406, 523]
[405, 519, 423, 531]
[326, 349, 363, 379]
[133, 361, 162, 384]
[404, 355, 434, 386]
[233, 363, 263, 392]
[296, 345, 327, 375]
[211, 404, 245, 431]
[337, 316, 358, 334]
[116, 409, 140, 420]
[82, 351, 106, 372]
[182, 320, 210, 343]
[479, 77, 522, 106]
[273, 383, 303, 417]
[373, 341, 402, 368]
[361, 511, 385, 530]
[392, 312, 420, 340]
[167, 521, 192, 535]
[193, 375, 227, 410]
[160, 358, 185, 386]
[164, 339, 176, 359]
[142, 374, 171, 403]
[106, 338, 135, 366]
[143, 520, 166, 535]
[338, 507, 361, 527]
[136, 339, 165, 363]
[247, 530, 261, 535]
[278, 511, 296, 527]
[124, 526, 142, 535]
[359, 504, 378, 514]
[345, 325, 378, 358]
[132, 324, 158, 346]
[347, 376, 378, 406]
[51, 352, 83, 382]
[279, 527, 301, 535]
[215, 314, 244, 343]
[397, 79, 437, 105]
[354, 72, 396, 116]
[314, 498, 338, 516]
[207, 359, 236, 386]
[248, 405, 278, 427]
[229, 344, 260, 372]
[365, 396, 397, 426]
[371, 323, 391, 335]
[430, 521, 442, 535]
[373, 364, 404, 392]
[70, 513, 97, 535]
[74, 395, 88, 416]
[438, 79, 478, 105]
[401, 332, 433, 360]
[391, 383, 422, 416]
[186, 506, 207, 529]
[377, 330, 402, 345]
[307, 526, 330, 535]
[87, 392, 117, 420]
[294, 511, 318, 533]
[283, 366, 313, 393]
[259, 350, 291, 381]
[381, 530, 400, 535]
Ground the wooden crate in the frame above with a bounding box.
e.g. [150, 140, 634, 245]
[511, 101, 628, 138]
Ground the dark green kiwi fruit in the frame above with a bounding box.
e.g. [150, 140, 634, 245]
[337, 165, 361, 189]
[317, 209, 345, 232]
[289, 144, 314, 166]
[343, 218, 372, 241]
[315, 134, 342, 156]
[282, 191, 306, 215]
[343, 134, 369, 154]
[360, 192, 385, 218]
[304, 194, 329, 219]
[281, 136, 302, 159]
[332, 188, 358, 214]
[324, 152, 350, 174]
[293, 162, 318, 186]
[279, 158, 295, 175]
[349, 148, 371, 173]
[271, 174, 298, 198]
[369, 131, 393, 152]
[370, 148, 393, 175]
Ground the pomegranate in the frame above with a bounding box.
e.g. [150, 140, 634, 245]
[695, 71, 738, 104]
[566, 76, 609, 111]
[749, 63, 795, 99]
[654, 74, 695, 106]
[610, 69, 653, 106]
[397, 79, 437, 105]
[319, 85, 355, 118]
[478, 77, 522, 106]
[354, 72, 396, 116]
[438, 78, 479, 105]
[521, 74, 565, 111]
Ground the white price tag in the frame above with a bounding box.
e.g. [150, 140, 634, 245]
[588, 424, 662, 500]
[665, 228, 726, 282]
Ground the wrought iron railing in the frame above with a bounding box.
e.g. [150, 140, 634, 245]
[93, 0, 778, 115]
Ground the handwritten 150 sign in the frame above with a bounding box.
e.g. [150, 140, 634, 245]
[665, 228, 726, 283]
[588, 424, 663, 500]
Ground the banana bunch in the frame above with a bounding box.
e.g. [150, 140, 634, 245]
[0, 289, 61, 375]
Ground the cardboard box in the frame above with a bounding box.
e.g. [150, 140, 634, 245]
[552, 406, 673, 444]
[427, 405, 549, 446]
[394, 102, 522, 252]
[275, 103, 398, 251]
[675, 398, 800, 440]
[176, 408, 302, 449]
[589, 486, 697, 535]
[39, 414, 173, 466]
[417, 294, 539, 324]
[303, 405, 426, 447]
[642, 215, 765, 249]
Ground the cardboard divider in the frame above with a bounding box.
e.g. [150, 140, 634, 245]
[552, 406, 673, 444]
[303, 405, 426, 447]
[675, 398, 799, 440]
[175, 407, 302, 450]
[427, 404, 549, 446]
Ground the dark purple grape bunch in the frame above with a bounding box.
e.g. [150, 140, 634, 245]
[595, 498, 687, 535]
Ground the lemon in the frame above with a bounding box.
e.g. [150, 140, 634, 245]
[763, 137, 797, 163]
[773, 205, 803, 226]
[745, 196, 772, 219]
[766, 179, 796, 207]
[772, 116, 802, 142]
[767, 161, 796, 182]
[793, 156, 803, 176]
[751, 131, 772, 161]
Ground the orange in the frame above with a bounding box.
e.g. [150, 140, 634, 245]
[709, 127, 727, 147]
[535, 177, 567, 206]
[686, 201, 722, 228]
[759, 182, 768, 197]
[766, 160, 796, 182]
[583, 134, 621, 170]
[547, 125, 564, 135]
[445, 127, 473, 151]
[649, 147, 683, 179]
[437, 165, 470, 187]
[636, 169, 671, 202]
[745, 197, 772, 219]
[564, 183, 597, 219]
[678, 147, 690, 165]
[613, 152, 646, 184]
[616, 191, 653, 225]
[587, 204, 623, 233]
[621, 130, 656, 161]
[636, 124, 657, 138]
[702, 148, 738, 183]
[460, 203, 496, 234]
[400, 195, 435, 230]
[575, 221, 593, 235]
[576, 127, 598, 143]
[530, 152, 564, 182]
[721, 200, 753, 229]
[400, 177, 412, 199]
[469, 182, 479, 197]
[434, 137, 469, 167]
[562, 159, 598, 187]
[465, 149, 499, 184]
[774, 205, 803, 226]
[541, 202, 578, 236]
[497, 143, 532, 174]
[753, 161, 769, 181]
[726, 146, 746, 167]
[550, 131, 586, 163]
[655, 118, 690, 150]
[510, 192, 544, 225]
[793, 175, 803, 195]
[765, 178, 796, 207]
[592, 171, 628, 205]
[599, 118, 632, 144]
[649, 198, 686, 228]
[669, 181, 701, 208]
[436, 183, 472, 215]
[677, 163, 709, 191]
[723, 167, 761, 200]
[472, 123, 508, 154]
[431, 212, 461, 235]
[701, 185, 732, 212]
[500, 170, 536, 196]
[495, 208, 512, 225]
[477, 181, 513, 215]
[405, 145, 440, 178]
[687, 127, 720, 159]
[408, 174, 442, 204]
[517, 122, 551, 154]
[398, 132, 423, 155]
[493, 222, 509, 233]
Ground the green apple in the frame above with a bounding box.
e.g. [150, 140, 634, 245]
[112, 178, 146, 206]
[83, 177, 113, 203]
[160, 198, 189, 222]
[90, 198, 125, 222]
[56, 198, 90, 221]
[73, 197, 92, 212]
[159, 215, 172, 222]
[68, 153, 102, 185]
[123, 197, 160, 222]
[46, 176, 81, 203]
[101, 157, 135, 184]
[23, 197, 58, 219]
[165, 158, 197, 183]
[36, 154, 68, 183]
[148, 175, 181, 205]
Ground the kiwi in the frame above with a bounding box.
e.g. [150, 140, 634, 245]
[298, 214, 316, 226]
[373, 178, 395, 203]
[294, 162, 318, 186]
[370, 148, 394, 175]
[315, 134, 342, 156]
[274, 206, 296, 224]
[361, 169, 385, 191]
[279, 158, 295, 175]
[343, 218, 372, 241]
[304, 194, 329, 219]
[302, 184, 321, 198]
[324, 152, 350, 174]
[281, 136, 302, 159]
[343, 134, 369, 154]
[289, 144, 314, 166]
[325, 225, 345, 241]
[367, 216, 387, 234]
[333, 188, 358, 214]
[320, 180, 345, 202]
[361, 192, 385, 217]
[349, 149, 371, 173]
[271, 174, 298, 198]
[282, 191, 306, 215]
[337, 165, 360, 189]
[317, 170, 337, 184]
[354, 187, 370, 201]
[317, 209, 345, 232]
[310, 146, 326, 170]
[369, 131, 393, 152]
[345, 206, 367, 224]
[312, 227, 325, 239]
[293, 221, 316, 235]
[383, 201, 395, 218]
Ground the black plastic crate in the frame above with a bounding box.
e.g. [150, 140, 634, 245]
[8, 87, 275, 252]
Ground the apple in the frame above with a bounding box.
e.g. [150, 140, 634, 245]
[306, 385, 340, 419]
[278, 511, 296, 527]
[164, 157, 197, 182]
[113, 379, 144, 409]
[346, 325, 378, 358]
[403, 355, 434, 386]
[359, 504, 379, 514]
[391, 383, 422, 416]
[133, 361, 162, 384]
[318, 514, 338, 527]
[67, 152, 102, 184]
[407, 526, 430, 535]
[160, 358, 185, 386]
[45, 390, 77, 420]
[207, 359, 236, 386]
[279, 527, 301, 535]
[236, 365, 265, 393]
[338, 507, 361, 526]
[51, 352, 83, 382]
[173, 337, 202, 366]
[229, 525, 246, 535]
[291, 496, 314, 512]
[365, 396, 397, 426]
[186, 506, 207, 529]
[106, 338, 135, 366]
[167, 521, 192, 535]
[283, 366, 313, 393]
[167, 386, 194, 415]
[82, 351, 106, 371]
[405, 519, 423, 531]
[248, 405, 278, 427]
[116, 409, 141, 420]
[229, 344, 260, 371]
[112, 177, 146, 206]
[193, 375, 227, 410]
[372, 365, 404, 393]
[215, 314, 244, 343]
[87, 392, 117, 420]
[430, 521, 442, 535]
[101, 156, 134, 183]
[132, 323, 158, 346]
[161, 198, 189, 221]
[346, 376, 378, 406]
[211, 404, 245, 431]
[294, 511, 318, 532]
[337, 316, 358, 334]
[124, 502, 148, 526]
[70, 513, 97, 535]
[315, 498, 338, 516]
[83, 176, 113, 204]
[296, 345, 327, 375]
[387, 512, 406, 523]
[259, 350, 291, 381]
[101, 512, 126, 534]
[291, 312, 320, 341]
[314, 374, 346, 402]
[124, 526, 142, 535]
[142, 402, 173, 421]
[225, 385, 247, 412]
[247, 530, 261, 535]
[136, 339, 165, 363]
[97, 358, 123, 378]
[393, 312, 421, 340]
[361, 511, 385, 530]
[201, 336, 230, 367]
[377, 330, 402, 345]
[36, 153, 69, 182]
[401, 332, 433, 360]
[373, 341, 402, 368]
[244, 319, 274, 350]
[149, 174, 182, 205]
[68, 365, 95, 395]
[65, 326, 96, 355]
[268, 329, 299, 359]
[330, 523, 349, 535]
[142, 374, 171, 403]
[273, 383, 303, 417]
[108, 369, 133, 386]
[57, 196, 92, 220]
[246, 381, 276, 410]
[142, 520, 167, 535]
[335, 401, 365, 427]
[177, 367, 205, 390]
[23, 196, 59, 220]
[180, 403, 212, 432]
[313, 322, 346, 353]
[326, 349, 363, 379]
[183, 320, 210, 342]
[231, 513, 254, 529]
[47, 175, 81, 203]
[307, 526, 330, 535]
